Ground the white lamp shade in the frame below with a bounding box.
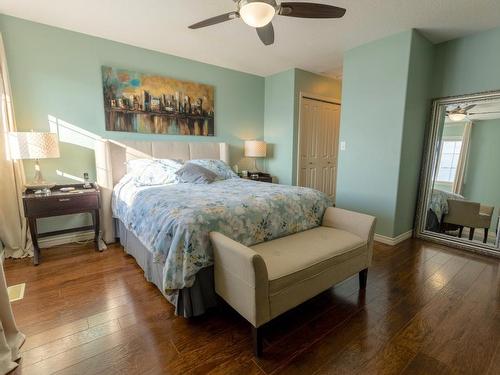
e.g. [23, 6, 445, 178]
[8, 132, 60, 160]
[245, 140, 267, 158]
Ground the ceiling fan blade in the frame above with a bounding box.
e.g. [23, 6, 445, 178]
[189, 12, 238, 29]
[278, 2, 346, 18]
[468, 111, 500, 115]
[463, 104, 476, 111]
[257, 22, 274, 46]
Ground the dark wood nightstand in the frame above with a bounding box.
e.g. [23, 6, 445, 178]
[22, 184, 101, 265]
[242, 176, 273, 183]
[252, 176, 272, 183]
[241, 173, 273, 183]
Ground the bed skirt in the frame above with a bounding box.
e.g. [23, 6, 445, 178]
[115, 219, 217, 318]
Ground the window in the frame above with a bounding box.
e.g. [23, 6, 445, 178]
[437, 140, 463, 182]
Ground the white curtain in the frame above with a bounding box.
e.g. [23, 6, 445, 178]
[0, 33, 32, 258]
[0, 259, 25, 374]
[452, 121, 472, 195]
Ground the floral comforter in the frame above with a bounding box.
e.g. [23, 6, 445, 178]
[112, 177, 332, 299]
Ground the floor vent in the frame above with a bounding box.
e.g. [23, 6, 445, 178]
[8, 283, 26, 302]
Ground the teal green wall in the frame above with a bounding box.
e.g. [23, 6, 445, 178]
[433, 27, 500, 97]
[394, 31, 435, 235]
[294, 69, 342, 101]
[0, 15, 264, 233]
[5, 12, 499, 240]
[264, 68, 341, 185]
[337, 30, 423, 237]
[442, 122, 467, 138]
[263, 69, 295, 185]
[462, 119, 500, 232]
[337, 25, 500, 238]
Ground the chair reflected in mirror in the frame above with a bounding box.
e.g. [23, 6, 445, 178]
[442, 199, 494, 243]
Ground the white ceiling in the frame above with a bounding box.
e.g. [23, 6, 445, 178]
[1, 0, 500, 77]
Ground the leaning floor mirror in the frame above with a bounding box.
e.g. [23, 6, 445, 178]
[416, 90, 500, 256]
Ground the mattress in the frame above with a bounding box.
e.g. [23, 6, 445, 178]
[116, 219, 217, 317]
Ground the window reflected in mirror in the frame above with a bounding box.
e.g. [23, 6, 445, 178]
[425, 98, 500, 249]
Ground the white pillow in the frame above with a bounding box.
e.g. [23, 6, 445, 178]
[127, 158, 181, 174]
[127, 159, 183, 186]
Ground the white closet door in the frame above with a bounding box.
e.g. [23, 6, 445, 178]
[298, 97, 340, 198]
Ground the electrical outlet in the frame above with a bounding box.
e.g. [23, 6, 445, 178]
[340, 141, 346, 151]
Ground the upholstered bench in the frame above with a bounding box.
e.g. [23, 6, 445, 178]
[210, 207, 376, 356]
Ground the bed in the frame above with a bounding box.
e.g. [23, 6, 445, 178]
[95, 139, 332, 317]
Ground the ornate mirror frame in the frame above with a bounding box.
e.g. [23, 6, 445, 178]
[415, 89, 500, 258]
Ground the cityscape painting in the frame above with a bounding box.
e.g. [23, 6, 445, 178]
[101, 66, 215, 136]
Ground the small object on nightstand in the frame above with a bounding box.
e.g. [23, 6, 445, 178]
[22, 184, 102, 266]
[83, 172, 92, 188]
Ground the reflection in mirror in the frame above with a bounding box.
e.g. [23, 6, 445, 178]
[424, 97, 500, 250]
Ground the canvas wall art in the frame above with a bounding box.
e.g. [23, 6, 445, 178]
[101, 66, 215, 136]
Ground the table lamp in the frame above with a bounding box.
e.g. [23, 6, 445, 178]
[244, 140, 267, 172]
[8, 131, 60, 193]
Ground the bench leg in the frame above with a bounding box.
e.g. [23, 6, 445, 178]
[359, 268, 368, 289]
[252, 326, 263, 357]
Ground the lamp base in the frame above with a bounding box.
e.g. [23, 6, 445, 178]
[251, 157, 263, 173]
[25, 159, 55, 193]
[24, 182, 56, 194]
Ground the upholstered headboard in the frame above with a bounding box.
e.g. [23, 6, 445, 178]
[95, 139, 229, 243]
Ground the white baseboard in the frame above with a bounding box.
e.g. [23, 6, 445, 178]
[38, 230, 95, 248]
[375, 230, 413, 246]
[38, 228, 415, 249]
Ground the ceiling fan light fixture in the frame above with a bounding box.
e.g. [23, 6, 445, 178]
[448, 113, 467, 122]
[239, 0, 276, 28]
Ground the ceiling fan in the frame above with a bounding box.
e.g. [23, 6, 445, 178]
[446, 104, 476, 121]
[188, 0, 346, 46]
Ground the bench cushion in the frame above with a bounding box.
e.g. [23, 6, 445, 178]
[250, 226, 366, 294]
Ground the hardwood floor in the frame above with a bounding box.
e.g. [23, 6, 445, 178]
[4, 239, 500, 374]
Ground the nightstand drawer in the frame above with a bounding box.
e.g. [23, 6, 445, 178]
[24, 194, 99, 217]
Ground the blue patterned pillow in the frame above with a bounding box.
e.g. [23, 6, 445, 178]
[128, 159, 183, 186]
[189, 159, 238, 180]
